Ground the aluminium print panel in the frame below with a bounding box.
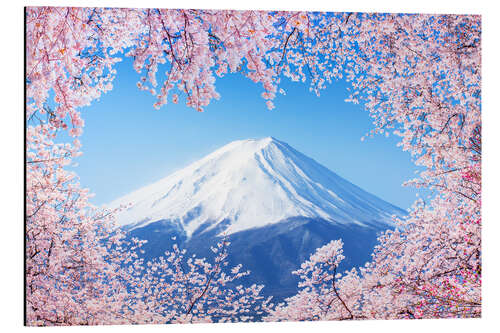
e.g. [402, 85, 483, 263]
[25, 6, 481, 326]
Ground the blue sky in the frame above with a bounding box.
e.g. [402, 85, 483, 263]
[70, 56, 424, 209]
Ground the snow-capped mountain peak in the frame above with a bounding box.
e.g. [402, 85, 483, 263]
[108, 137, 405, 236]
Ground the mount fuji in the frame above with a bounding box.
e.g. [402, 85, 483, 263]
[108, 137, 406, 300]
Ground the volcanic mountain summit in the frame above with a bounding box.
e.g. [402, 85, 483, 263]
[109, 137, 404, 236]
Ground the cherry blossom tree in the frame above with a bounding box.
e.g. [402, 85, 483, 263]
[265, 240, 364, 321]
[25, 7, 481, 324]
[26, 124, 137, 325]
[124, 239, 270, 324]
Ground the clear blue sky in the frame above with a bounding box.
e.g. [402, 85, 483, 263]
[69, 57, 424, 209]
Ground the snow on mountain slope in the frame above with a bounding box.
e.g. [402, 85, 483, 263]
[107, 137, 405, 236]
